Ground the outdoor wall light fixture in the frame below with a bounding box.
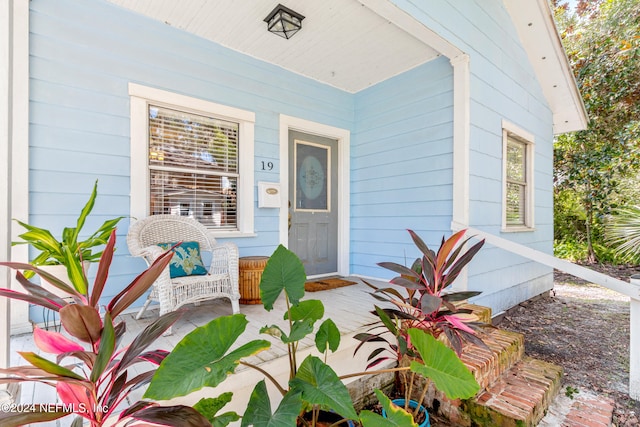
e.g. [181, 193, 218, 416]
[264, 4, 305, 39]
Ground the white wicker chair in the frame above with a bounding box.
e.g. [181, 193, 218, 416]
[126, 214, 240, 329]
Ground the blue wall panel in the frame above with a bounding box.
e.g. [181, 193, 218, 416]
[351, 57, 455, 278]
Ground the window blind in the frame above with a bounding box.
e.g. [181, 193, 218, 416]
[148, 105, 239, 229]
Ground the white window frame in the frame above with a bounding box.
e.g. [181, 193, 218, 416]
[501, 120, 535, 232]
[129, 83, 255, 237]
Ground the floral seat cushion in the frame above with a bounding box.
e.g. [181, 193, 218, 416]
[157, 241, 207, 278]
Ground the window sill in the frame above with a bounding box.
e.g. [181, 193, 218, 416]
[501, 226, 535, 233]
[210, 231, 257, 239]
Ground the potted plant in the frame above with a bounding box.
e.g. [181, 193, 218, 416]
[142, 242, 480, 427]
[355, 229, 486, 424]
[12, 180, 123, 295]
[144, 244, 359, 427]
[0, 232, 241, 427]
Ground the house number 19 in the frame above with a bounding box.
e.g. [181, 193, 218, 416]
[261, 161, 274, 171]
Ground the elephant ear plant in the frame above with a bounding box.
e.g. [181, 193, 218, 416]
[142, 243, 480, 427]
[144, 244, 358, 427]
[0, 231, 222, 427]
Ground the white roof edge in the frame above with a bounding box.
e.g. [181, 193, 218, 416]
[506, 0, 588, 135]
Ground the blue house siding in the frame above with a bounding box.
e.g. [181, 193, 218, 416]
[351, 57, 455, 278]
[27, 0, 354, 318]
[390, 0, 556, 313]
[23, 0, 561, 322]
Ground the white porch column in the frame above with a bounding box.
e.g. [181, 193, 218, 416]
[8, 0, 29, 336]
[630, 276, 640, 400]
[0, 0, 29, 387]
[450, 53, 470, 231]
[0, 0, 12, 375]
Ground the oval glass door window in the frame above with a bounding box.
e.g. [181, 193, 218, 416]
[295, 141, 330, 211]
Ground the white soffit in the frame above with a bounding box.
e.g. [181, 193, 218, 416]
[505, 0, 588, 134]
[106, 0, 441, 93]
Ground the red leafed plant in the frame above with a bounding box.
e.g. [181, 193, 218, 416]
[356, 229, 487, 369]
[0, 231, 214, 427]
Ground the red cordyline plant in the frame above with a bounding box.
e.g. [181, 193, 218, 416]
[356, 229, 487, 369]
[0, 231, 214, 427]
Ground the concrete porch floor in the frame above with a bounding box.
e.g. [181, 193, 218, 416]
[9, 278, 380, 426]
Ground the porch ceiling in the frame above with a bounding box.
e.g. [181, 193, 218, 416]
[105, 0, 588, 134]
[105, 0, 441, 93]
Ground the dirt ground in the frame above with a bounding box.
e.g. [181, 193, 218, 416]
[499, 264, 640, 427]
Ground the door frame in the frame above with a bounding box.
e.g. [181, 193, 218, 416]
[279, 115, 350, 278]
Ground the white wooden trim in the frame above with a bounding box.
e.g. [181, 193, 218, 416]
[629, 280, 640, 400]
[128, 83, 255, 236]
[501, 120, 535, 231]
[279, 115, 350, 277]
[468, 226, 640, 400]
[451, 54, 470, 231]
[359, 0, 464, 59]
[1, 0, 11, 368]
[464, 226, 640, 299]
[6, 0, 30, 336]
[128, 83, 255, 123]
[502, 119, 535, 142]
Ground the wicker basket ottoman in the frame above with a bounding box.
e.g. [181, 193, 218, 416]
[239, 256, 269, 304]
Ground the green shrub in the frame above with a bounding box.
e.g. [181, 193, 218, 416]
[554, 240, 588, 262]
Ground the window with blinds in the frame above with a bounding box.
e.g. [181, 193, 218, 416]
[505, 136, 526, 226]
[148, 105, 239, 230]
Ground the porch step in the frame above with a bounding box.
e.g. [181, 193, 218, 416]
[422, 304, 569, 426]
[465, 356, 564, 427]
[459, 328, 525, 390]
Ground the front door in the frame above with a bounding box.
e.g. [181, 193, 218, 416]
[288, 131, 338, 276]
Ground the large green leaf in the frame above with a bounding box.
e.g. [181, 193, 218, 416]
[144, 314, 270, 400]
[315, 318, 340, 353]
[241, 380, 302, 427]
[289, 355, 358, 421]
[407, 328, 480, 400]
[285, 319, 314, 343]
[260, 245, 306, 310]
[286, 299, 324, 323]
[192, 393, 240, 427]
[359, 390, 417, 427]
[284, 299, 325, 343]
